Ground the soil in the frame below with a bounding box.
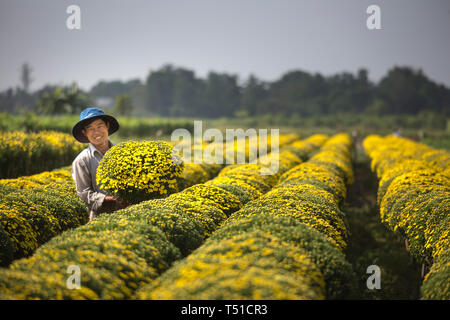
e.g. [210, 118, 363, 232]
[343, 146, 422, 299]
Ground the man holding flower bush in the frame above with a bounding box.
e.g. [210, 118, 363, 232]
[71, 107, 129, 221]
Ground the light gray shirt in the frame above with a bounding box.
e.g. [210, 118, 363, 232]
[71, 141, 115, 213]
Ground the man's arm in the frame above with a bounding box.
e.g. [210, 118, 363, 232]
[71, 158, 106, 212]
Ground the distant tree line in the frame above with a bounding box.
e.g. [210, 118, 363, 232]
[1, 63, 449, 118]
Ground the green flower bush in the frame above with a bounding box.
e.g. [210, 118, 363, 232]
[211, 214, 356, 299]
[279, 162, 347, 205]
[0, 223, 13, 267]
[178, 164, 213, 190]
[229, 190, 348, 251]
[205, 176, 264, 203]
[170, 184, 242, 216]
[0, 211, 181, 299]
[116, 200, 211, 256]
[0, 184, 19, 199]
[160, 197, 227, 229]
[137, 231, 326, 300]
[205, 182, 256, 205]
[0, 171, 88, 264]
[421, 248, 450, 300]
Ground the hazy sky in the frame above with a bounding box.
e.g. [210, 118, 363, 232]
[1, 0, 450, 92]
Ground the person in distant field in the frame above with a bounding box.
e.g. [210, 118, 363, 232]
[418, 130, 425, 141]
[71, 107, 129, 221]
[351, 130, 359, 161]
[392, 128, 402, 137]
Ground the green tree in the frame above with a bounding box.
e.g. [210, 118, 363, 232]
[33, 83, 91, 115]
[90, 79, 142, 99]
[264, 70, 327, 116]
[239, 74, 268, 116]
[113, 94, 133, 116]
[145, 64, 176, 116]
[365, 98, 389, 116]
[204, 72, 240, 118]
[20, 63, 33, 94]
[171, 69, 203, 117]
[377, 66, 450, 114]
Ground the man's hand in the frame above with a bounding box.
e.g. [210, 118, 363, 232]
[104, 195, 129, 209]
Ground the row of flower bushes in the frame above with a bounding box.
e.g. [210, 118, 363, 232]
[0, 131, 85, 179]
[173, 132, 300, 167]
[363, 135, 450, 300]
[0, 167, 88, 267]
[135, 133, 357, 300]
[0, 134, 254, 267]
[0, 134, 311, 299]
[0, 133, 299, 267]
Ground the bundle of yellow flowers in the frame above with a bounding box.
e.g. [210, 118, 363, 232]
[97, 141, 184, 204]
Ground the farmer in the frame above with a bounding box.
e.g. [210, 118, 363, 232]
[71, 107, 128, 221]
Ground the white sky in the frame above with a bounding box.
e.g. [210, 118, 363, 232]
[1, 0, 449, 91]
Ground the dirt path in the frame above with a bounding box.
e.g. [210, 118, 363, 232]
[343, 149, 422, 299]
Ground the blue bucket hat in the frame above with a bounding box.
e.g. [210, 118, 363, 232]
[72, 107, 119, 143]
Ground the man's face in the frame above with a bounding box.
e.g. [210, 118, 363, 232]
[82, 118, 110, 146]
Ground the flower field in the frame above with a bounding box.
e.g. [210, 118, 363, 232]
[0, 130, 448, 300]
[0, 161, 221, 268]
[363, 135, 450, 299]
[1, 132, 297, 267]
[0, 133, 308, 299]
[137, 134, 356, 299]
[0, 131, 85, 179]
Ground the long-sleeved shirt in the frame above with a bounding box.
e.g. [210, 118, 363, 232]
[71, 141, 115, 218]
